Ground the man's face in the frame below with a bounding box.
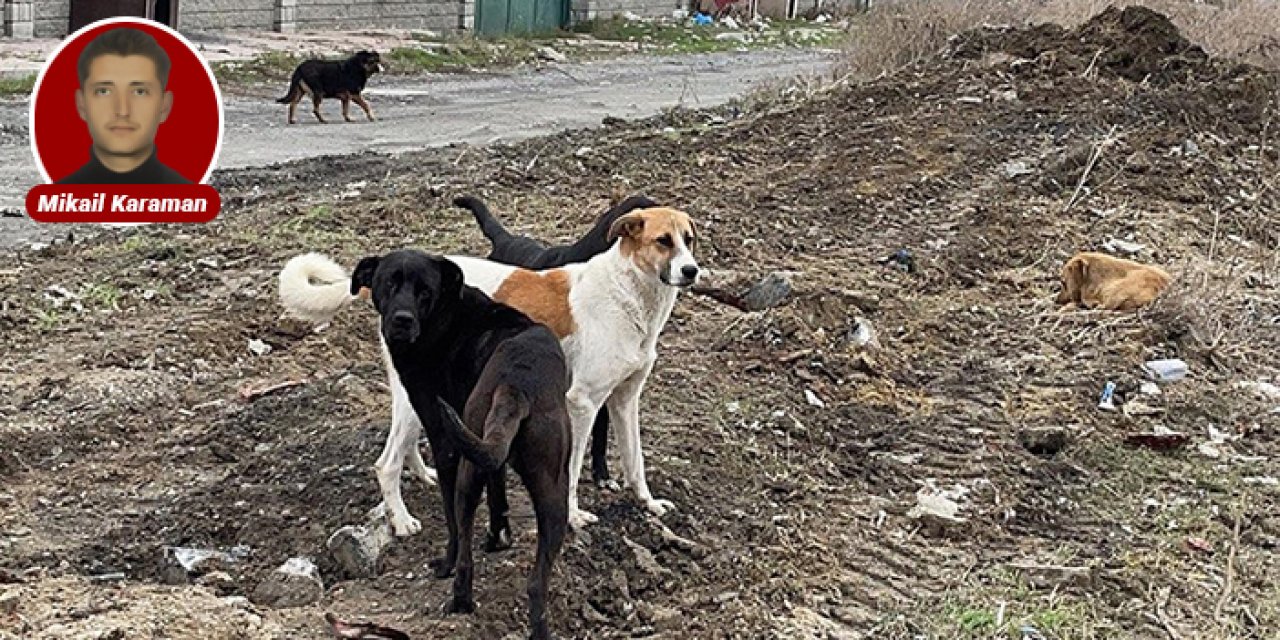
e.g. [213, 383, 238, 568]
[75, 54, 172, 159]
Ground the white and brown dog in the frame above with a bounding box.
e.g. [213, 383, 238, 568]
[279, 207, 700, 532]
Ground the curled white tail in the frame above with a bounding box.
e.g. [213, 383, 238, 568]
[278, 252, 356, 326]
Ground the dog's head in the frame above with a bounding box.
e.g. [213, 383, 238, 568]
[607, 207, 700, 288]
[354, 50, 385, 76]
[1055, 254, 1088, 305]
[351, 249, 463, 345]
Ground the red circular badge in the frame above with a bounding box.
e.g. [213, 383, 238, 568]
[29, 17, 224, 185]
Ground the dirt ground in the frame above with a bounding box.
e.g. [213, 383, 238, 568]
[2, 6, 1279, 639]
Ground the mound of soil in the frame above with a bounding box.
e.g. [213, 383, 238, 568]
[949, 5, 1261, 87]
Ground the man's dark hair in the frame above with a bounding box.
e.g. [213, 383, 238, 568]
[77, 27, 171, 89]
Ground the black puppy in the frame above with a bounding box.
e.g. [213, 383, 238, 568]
[453, 194, 658, 488]
[277, 50, 384, 125]
[352, 249, 569, 640]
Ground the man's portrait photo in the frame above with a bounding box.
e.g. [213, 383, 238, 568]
[57, 27, 190, 185]
[30, 17, 223, 188]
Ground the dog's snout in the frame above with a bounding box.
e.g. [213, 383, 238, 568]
[681, 265, 699, 280]
[391, 310, 415, 327]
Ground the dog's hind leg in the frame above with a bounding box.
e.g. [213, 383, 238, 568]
[302, 81, 327, 124]
[608, 359, 674, 517]
[353, 94, 376, 122]
[286, 85, 303, 125]
[590, 409, 619, 492]
[444, 460, 484, 615]
[406, 437, 438, 486]
[524, 445, 569, 640]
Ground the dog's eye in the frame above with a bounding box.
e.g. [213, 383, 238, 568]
[657, 235, 674, 248]
[684, 234, 695, 247]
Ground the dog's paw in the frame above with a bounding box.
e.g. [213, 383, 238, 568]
[443, 596, 476, 616]
[595, 478, 621, 493]
[429, 557, 456, 579]
[484, 527, 513, 552]
[644, 498, 676, 517]
[389, 514, 422, 537]
[418, 466, 439, 486]
[568, 508, 599, 530]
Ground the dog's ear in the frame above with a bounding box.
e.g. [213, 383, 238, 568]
[351, 256, 381, 296]
[435, 257, 465, 300]
[608, 211, 646, 244]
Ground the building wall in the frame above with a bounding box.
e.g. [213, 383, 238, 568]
[579, 0, 678, 21]
[182, 0, 277, 30]
[34, 0, 70, 37]
[14, 0, 675, 38]
[293, 0, 462, 32]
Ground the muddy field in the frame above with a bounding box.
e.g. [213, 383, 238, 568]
[2, 7, 1279, 639]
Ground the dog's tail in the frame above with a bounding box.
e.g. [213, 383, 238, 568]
[436, 391, 527, 473]
[278, 252, 357, 326]
[275, 78, 300, 104]
[453, 196, 515, 246]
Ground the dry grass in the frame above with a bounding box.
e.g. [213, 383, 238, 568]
[839, 0, 1280, 80]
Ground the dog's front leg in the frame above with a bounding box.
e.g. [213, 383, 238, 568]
[353, 94, 376, 121]
[445, 459, 483, 614]
[374, 350, 428, 536]
[430, 449, 461, 579]
[609, 358, 673, 517]
[565, 387, 605, 529]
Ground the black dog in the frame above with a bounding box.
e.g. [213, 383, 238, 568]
[352, 249, 569, 640]
[276, 50, 384, 125]
[453, 194, 658, 489]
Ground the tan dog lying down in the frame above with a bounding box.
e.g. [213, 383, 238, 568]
[1055, 252, 1172, 311]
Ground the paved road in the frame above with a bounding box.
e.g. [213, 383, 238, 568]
[0, 48, 835, 249]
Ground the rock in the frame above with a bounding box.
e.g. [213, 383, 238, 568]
[1124, 150, 1153, 173]
[0, 589, 18, 615]
[196, 571, 238, 596]
[849, 316, 879, 350]
[623, 537, 670, 577]
[160, 546, 248, 585]
[650, 604, 682, 632]
[326, 520, 393, 579]
[250, 557, 324, 609]
[536, 46, 566, 63]
[908, 486, 967, 536]
[247, 338, 271, 356]
[740, 272, 792, 310]
[1103, 238, 1145, 255]
[1017, 427, 1070, 457]
[803, 389, 825, 408]
[1003, 160, 1034, 178]
[714, 32, 751, 43]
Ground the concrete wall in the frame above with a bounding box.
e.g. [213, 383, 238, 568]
[10, 0, 676, 38]
[34, 0, 70, 37]
[182, 0, 276, 30]
[292, 0, 462, 32]
[576, 0, 677, 21]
